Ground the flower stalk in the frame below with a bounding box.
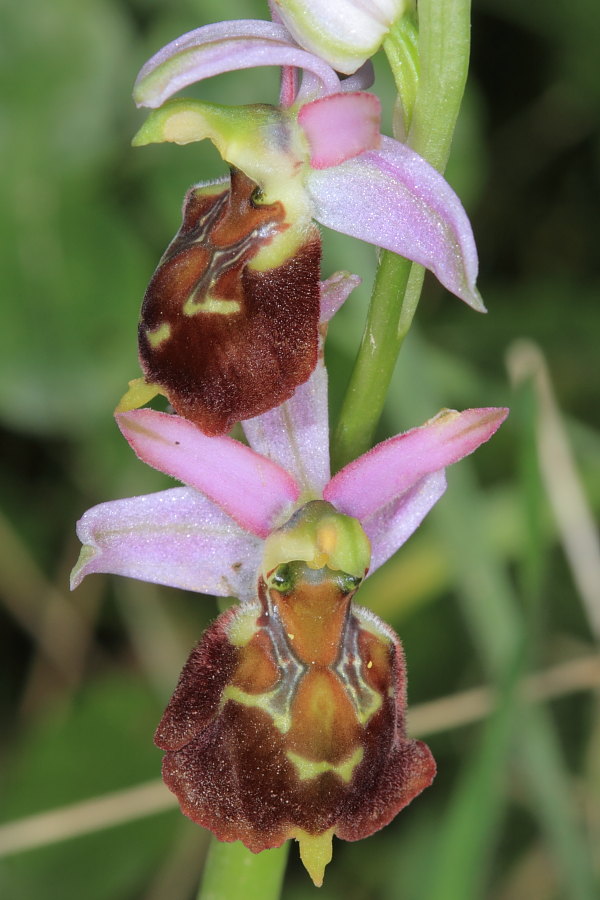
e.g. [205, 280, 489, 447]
[198, 838, 289, 900]
[333, 0, 475, 470]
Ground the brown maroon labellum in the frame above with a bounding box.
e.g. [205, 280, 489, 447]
[138, 169, 321, 435]
[155, 562, 435, 857]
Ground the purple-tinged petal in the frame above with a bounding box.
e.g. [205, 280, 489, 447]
[324, 408, 508, 520]
[307, 135, 486, 311]
[243, 359, 330, 495]
[116, 409, 300, 538]
[339, 61, 375, 93]
[294, 70, 326, 104]
[294, 60, 372, 106]
[279, 64, 299, 107]
[133, 21, 340, 109]
[320, 270, 361, 323]
[243, 272, 359, 493]
[298, 92, 381, 169]
[363, 472, 447, 573]
[267, 0, 298, 106]
[71, 487, 263, 601]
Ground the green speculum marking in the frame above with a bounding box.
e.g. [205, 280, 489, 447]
[145, 322, 172, 348]
[286, 746, 364, 783]
[183, 294, 241, 316]
[222, 594, 306, 735]
[223, 561, 389, 785]
[182, 227, 277, 318]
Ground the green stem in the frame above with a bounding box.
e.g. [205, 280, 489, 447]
[331, 252, 412, 472]
[198, 838, 289, 900]
[331, 0, 473, 470]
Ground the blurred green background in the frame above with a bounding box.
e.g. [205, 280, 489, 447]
[1, 0, 599, 898]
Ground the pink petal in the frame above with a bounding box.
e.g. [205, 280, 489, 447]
[116, 409, 300, 538]
[298, 92, 381, 169]
[364, 472, 447, 573]
[294, 61, 373, 105]
[133, 20, 340, 109]
[294, 70, 326, 105]
[71, 487, 262, 601]
[242, 273, 360, 492]
[294, 59, 375, 106]
[338, 61, 375, 93]
[320, 270, 361, 323]
[279, 65, 298, 107]
[324, 408, 508, 520]
[307, 135, 486, 311]
[243, 358, 330, 495]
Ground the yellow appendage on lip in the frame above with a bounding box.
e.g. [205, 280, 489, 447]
[183, 294, 241, 316]
[146, 322, 171, 348]
[221, 683, 294, 735]
[286, 746, 363, 783]
[115, 377, 166, 414]
[290, 828, 335, 888]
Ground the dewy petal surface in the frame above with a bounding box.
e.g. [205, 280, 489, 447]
[324, 408, 508, 520]
[307, 136, 485, 310]
[116, 409, 300, 538]
[134, 20, 340, 109]
[71, 487, 262, 601]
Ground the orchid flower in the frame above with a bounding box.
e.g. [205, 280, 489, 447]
[122, 18, 485, 436]
[271, 0, 411, 75]
[73, 275, 507, 886]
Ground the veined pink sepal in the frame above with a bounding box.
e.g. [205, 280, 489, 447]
[325, 407, 509, 520]
[116, 408, 300, 538]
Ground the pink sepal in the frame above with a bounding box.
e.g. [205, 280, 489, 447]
[324, 408, 509, 520]
[72, 487, 262, 600]
[117, 409, 300, 538]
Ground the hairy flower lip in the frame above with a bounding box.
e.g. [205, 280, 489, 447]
[153, 563, 435, 883]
